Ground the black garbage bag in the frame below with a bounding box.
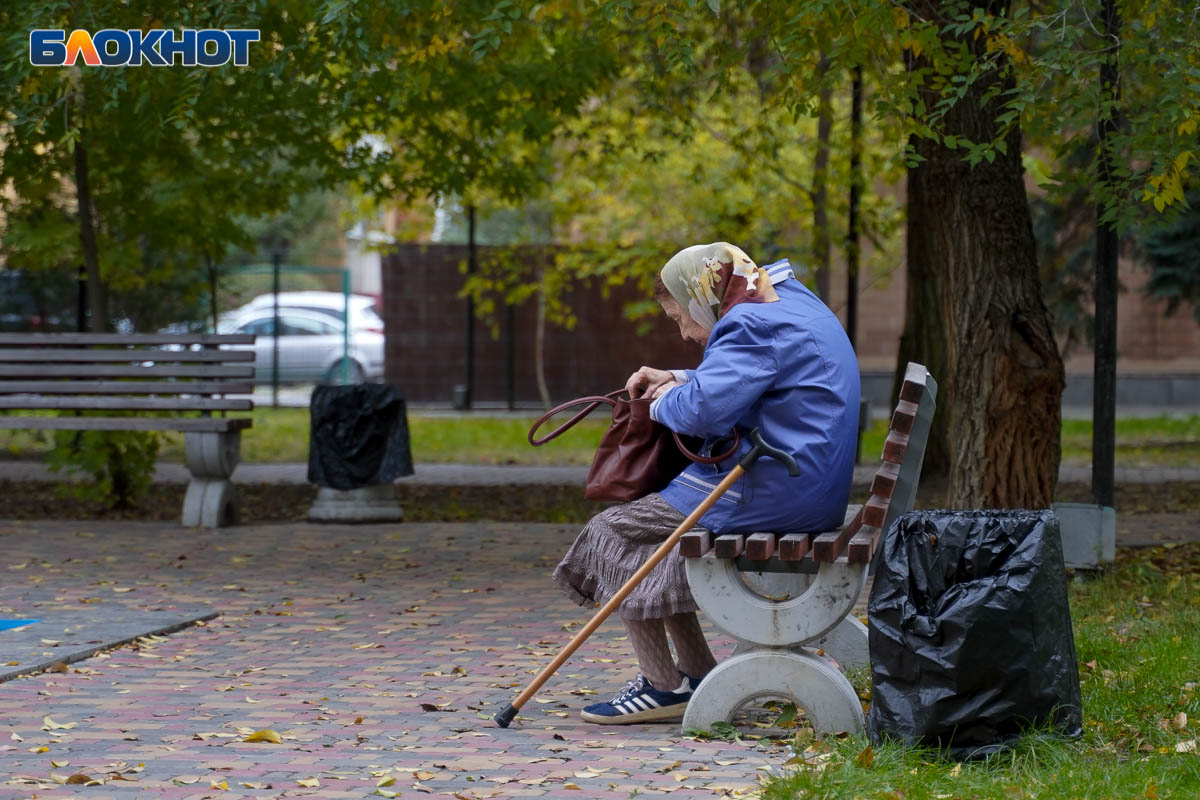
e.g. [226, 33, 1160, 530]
[867, 509, 1083, 760]
[307, 383, 414, 491]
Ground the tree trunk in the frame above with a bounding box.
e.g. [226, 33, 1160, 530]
[534, 279, 551, 411]
[896, 0, 1064, 509]
[811, 57, 833, 301]
[73, 135, 106, 332]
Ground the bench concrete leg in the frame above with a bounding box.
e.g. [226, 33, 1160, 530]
[808, 615, 869, 671]
[182, 479, 238, 528]
[182, 431, 241, 528]
[685, 557, 868, 648]
[731, 615, 870, 672]
[681, 649, 864, 737]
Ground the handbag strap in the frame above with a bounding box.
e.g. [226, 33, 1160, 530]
[527, 391, 621, 446]
[672, 428, 742, 464]
[530, 388, 744, 464]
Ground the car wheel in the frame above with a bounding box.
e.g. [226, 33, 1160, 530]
[323, 359, 366, 384]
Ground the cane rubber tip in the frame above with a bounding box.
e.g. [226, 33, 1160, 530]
[494, 704, 518, 728]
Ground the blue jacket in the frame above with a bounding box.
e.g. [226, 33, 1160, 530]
[650, 271, 860, 534]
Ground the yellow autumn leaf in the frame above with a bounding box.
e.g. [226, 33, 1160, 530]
[42, 716, 77, 730]
[50, 760, 69, 767]
[297, 777, 320, 787]
[243, 729, 283, 743]
[210, 779, 230, 790]
[376, 790, 399, 799]
[377, 776, 396, 787]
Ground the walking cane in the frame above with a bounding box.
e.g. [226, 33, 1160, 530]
[494, 428, 800, 728]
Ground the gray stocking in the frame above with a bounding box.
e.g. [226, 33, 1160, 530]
[622, 618, 681, 690]
[665, 612, 717, 679]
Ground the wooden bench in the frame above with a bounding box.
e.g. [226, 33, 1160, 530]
[0, 333, 257, 527]
[679, 362, 937, 736]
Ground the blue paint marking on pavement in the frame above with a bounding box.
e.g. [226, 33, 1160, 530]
[0, 620, 39, 631]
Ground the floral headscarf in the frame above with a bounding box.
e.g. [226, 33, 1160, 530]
[659, 242, 779, 330]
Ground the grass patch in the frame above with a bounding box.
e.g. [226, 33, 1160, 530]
[0, 407, 608, 466]
[1061, 415, 1200, 467]
[3, 412, 1198, 467]
[757, 544, 1200, 800]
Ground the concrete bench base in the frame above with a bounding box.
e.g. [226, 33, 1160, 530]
[682, 649, 864, 736]
[182, 431, 241, 528]
[307, 485, 405, 523]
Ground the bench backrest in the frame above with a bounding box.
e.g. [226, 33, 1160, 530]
[679, 362, 937, 566]
[812, 361, 938, 563]
[0, 333, 257, 419]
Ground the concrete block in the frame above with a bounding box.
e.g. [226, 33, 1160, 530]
[307, 484, 404, 523]
[1053, 502, 1116, 568]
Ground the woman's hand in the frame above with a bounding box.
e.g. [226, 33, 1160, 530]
[626, 366, 675, 399]
[651, 380, 682, 399]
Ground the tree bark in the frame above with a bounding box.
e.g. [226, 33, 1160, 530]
[811, 57, 833, 301]
[73, 135, 106, 332]
[895, 0, 1064, 508]
[534, 278, 551, 411]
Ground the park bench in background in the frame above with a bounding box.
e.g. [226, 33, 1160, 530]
[679, 362, 937, 736]
[0, 333, 256, 527]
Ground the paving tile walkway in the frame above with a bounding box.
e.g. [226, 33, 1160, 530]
[0, 520, 785, 798]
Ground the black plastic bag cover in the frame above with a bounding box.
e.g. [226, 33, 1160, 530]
[867, 509, 1083, 760]
[307, 383, 414, 490]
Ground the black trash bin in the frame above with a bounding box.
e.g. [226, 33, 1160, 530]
[867, 509, 1083, 760]
[307, 383, 414, 490]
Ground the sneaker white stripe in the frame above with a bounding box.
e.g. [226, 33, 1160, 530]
[629, 698, 648, 712]
[641, 695, 660, 708]
[619, 702, 638, 715]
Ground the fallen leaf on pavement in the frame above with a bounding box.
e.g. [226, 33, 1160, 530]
[243, 729, 283, 744]
[297, 777, 320, 787]
[42, 716, 76, 731]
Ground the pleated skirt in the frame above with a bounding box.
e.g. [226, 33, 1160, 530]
[552, 492, 710, 621]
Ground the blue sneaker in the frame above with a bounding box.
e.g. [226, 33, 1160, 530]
[581, 673, 697, 725]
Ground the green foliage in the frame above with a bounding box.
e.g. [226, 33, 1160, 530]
[1144, 190, 1200, 323]
[47, 427, 162, 510]
[0, 0, 370, 330]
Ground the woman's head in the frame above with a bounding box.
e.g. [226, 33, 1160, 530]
[655, 242, 777, 343]
[655, 276, 711, 345]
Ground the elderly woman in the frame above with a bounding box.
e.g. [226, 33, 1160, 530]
[553, 242, 861, 724]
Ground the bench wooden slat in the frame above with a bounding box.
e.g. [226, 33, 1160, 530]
[0, 364, 255, 378]
[869, 460, 901, 500]
[847, 525, 881, 564]
[0, 416, 252, 433]
[813, 506, 865, 563]
[745, 533, 776, 560]
[890, 399, 918, 436]
[779, 533, 811, 561]
[862, 495, 890, 529]
[0, 397, 252, 412]
[714, 534, 745, 559]
[882, 430, 909, 464]
[1, 348, 255, 363]
[0, 333, 255, 346]
[0, 381, 253, 396]
[679, 531, 712, 558]
[899, 362, 928, 403]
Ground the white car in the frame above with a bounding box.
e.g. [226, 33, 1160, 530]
[233, 291, 384, 333]
[219, 307, 384, 384]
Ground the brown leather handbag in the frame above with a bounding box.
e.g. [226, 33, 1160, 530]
[528, 389, 741, 502]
